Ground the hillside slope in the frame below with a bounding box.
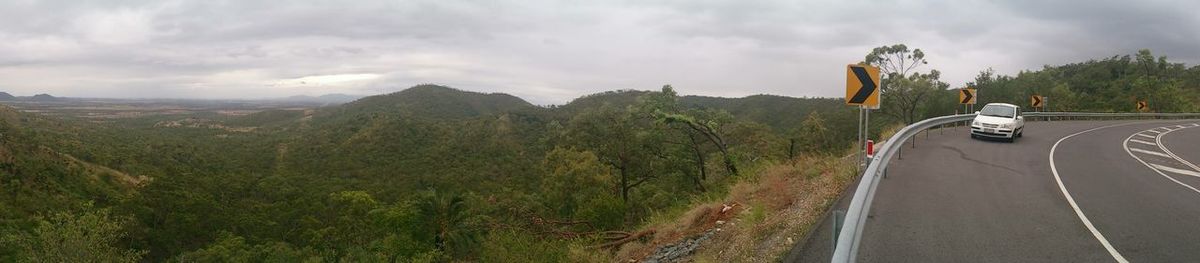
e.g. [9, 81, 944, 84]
[0, 106, 138, 219]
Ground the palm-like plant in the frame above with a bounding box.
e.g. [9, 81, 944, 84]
[416, 192, 480, 258]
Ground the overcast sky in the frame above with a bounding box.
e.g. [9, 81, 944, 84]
[1, 0, 1197, 104]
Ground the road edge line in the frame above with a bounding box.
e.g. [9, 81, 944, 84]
[1050, 122, 1138, 263]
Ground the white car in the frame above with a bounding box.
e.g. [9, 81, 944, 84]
[970, 103, 1024, 142]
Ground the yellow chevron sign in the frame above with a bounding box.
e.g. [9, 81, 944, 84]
[845, 64, 881, 107]
[959, 88, 976, 104]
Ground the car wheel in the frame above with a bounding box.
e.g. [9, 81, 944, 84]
[1008, 136, 1016, 143]
[971, 134, 977, 139]
[1017, 129, 1023, 138]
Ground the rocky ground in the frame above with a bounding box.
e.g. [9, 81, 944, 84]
[640, 229, 719, 263]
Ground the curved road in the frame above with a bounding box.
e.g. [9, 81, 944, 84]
[788, 119, 1200, 262]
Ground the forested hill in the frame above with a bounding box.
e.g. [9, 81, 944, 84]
[915, 49, 1200, 119]
[0, 106, 140, 218]
[680, 94, 855, 134]
[551, 89, 857, 135]
[275, 84, 858, 199]
[262, 85, 860, 155]
[319, 84, 536, 120]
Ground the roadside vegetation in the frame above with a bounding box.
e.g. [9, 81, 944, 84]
[1, 47, 1198, 262]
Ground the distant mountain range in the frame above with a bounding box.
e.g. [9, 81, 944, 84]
[0, 92, 60, 101]
[233, 84, 856, 146]
[0, 86, 852, 134]
[30, 94, 60, 101]
[0, 91, 366, 104]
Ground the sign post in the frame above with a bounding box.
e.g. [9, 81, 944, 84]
[846, 64, 880, 167]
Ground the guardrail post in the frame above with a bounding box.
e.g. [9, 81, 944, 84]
[831, 210, 846, 250]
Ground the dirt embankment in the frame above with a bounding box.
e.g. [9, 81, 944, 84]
[613, 155, 857, 262]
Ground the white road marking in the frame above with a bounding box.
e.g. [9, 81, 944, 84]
[1129, 148, 1172, 158]
[1177, 125, 1187, 129]
[1121, 124, 1200, 196]
[1123, 140, 1200, 195]
[1136, 133, 1155, 139]
[1146, 129, 1162, 134]
[1052, 123, 1140, 263]
[1148, 164, 1200, 178]
[1154, 124, 1200, 174]
[1130, 139, 1157, 146]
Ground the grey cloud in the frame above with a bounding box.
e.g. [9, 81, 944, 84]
[0, 0, 1198, 103]
[994, 0, 1200, 61]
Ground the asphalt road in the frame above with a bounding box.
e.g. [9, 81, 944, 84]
[786, 119, 1200, 262]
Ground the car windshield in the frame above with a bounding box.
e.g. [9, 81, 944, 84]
[980, 105, 1016, 118]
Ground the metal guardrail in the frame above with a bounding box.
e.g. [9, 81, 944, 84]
[830, 112, 1200, 263]
[1027, 112, 1200, 118]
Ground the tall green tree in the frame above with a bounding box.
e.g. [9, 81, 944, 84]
[792, 111, 832, 155]
[644, 86, 739, 177]
[415, 191, 483, 259]
[540, 147, 616, 220]
[566, 104, 658, 204]
[864, 44, 946, 124]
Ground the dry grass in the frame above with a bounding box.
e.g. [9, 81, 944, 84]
[610, 154, 856, 262]
[878, 123, 907, 143]
[608, 125, 908, 263]
[691, 155, 857, 262]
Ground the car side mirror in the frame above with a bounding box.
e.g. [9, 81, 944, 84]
[974, 111, 980, 114]
[1017, 116, 1023, 120]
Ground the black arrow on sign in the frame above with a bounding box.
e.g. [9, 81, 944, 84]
[961, 89, 974, 103]
[848, 66, 876, 104]
[1033, 96, 1042, 107]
